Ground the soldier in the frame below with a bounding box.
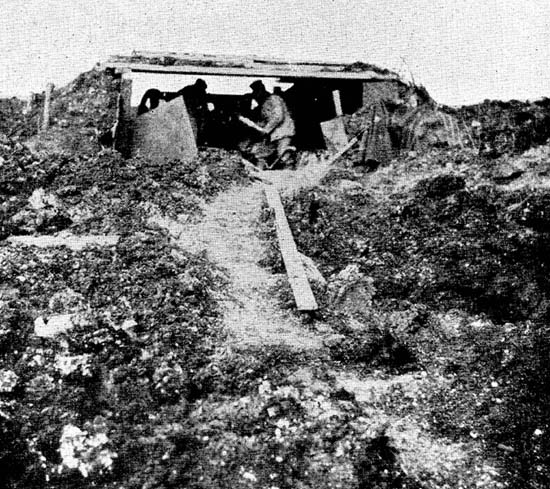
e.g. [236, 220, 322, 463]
[240, 80, 296, 169]
[179, 79, 209, 145]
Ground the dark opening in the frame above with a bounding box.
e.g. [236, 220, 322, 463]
[133, 79, 365, 152]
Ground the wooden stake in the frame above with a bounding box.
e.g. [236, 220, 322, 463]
[332, 90, 343, 117]
[114, 78, 133, 157]
[326, 132, 362, 165]
[41, 83, 54, 131]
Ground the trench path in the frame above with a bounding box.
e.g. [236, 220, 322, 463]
[149, 163, 498, 482]
[154, 172, 327, 350]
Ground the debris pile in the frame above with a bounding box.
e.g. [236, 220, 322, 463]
[0, 232, 224, 487]
[0, 134, 251, 236]
[21, 69, 121, 154]
[456, 98, 550, 157]
[342, 92, 469, 168]
[0, 97, 42, 140]
[3, 61, 550, 488]
[259, 145, 550, 487]
[279, 154, 550, 322]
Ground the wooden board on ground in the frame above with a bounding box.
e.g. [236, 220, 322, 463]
[264, 185, 318, 311]
[320, 117, 348, 151]
[7, 234, 120, 251]
[132, 97, 197, 163]
[327, 133, 362, 165]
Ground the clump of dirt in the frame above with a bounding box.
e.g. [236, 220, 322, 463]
[0, 231, 224, 487]
[0, 140, 251, 236]
[456, 98, 550, 158]
[259, 149, 550, 487]
[0, 97, 42, 140]
[355, 433, 422, 489]
[274, 168, 550, 323]
[413, 173, 466, 199]
[28, 69, 121, 154]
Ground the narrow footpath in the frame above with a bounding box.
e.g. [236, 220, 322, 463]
[151, 178, 326, 350]
[149, 165, 501, 486]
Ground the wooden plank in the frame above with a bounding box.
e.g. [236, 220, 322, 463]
[320, 91, 347, 151]
[327, 132, 362, 165]
[320, 118, 348, 151]
[332, 90, 343, 117]
[131, 50, 256, 67]
[8, 234, 120, 251]
[102, 62, 399, 82]
[130, 50, 347, 69]
[264, 185, 318, 311]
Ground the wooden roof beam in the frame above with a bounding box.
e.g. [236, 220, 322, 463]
[102, 62, 400, 82]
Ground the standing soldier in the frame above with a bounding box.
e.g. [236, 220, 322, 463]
[179, 79, 209, 145]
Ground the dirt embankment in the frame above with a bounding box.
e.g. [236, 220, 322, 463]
[455, 98, 550, 158]
[258, 146, 550, 488]
[2, 68, 550, 488]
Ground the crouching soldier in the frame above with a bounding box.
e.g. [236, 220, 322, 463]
[239, 81, 296, 169]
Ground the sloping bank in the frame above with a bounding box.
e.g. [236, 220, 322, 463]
[0, 144, 250, 488]
[259, 147, 550, 488]
[1, 149, 492, 488]
[0, 142, 428, 488]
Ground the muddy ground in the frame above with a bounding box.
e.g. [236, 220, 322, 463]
[260, 146, 550, 488]
[1, 70, 550, 488]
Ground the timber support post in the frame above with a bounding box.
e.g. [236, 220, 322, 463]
[41, 83, 54, 131]
[114, 78, 134, 157]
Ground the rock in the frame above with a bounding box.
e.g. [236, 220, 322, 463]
[48, 288, 86, 313]
[492, 162, 525, 183]
[66, 205, 94, 225]
[10, 194, 71, 234]
[26, 373, 56, 397]
[56, 185, 80, 197]
[0, 287, 19, 301]
[28, 188, 60, 210]
[328, 264, 376, 314]
[58, 423, 117, 477]
[55, 354, 92, 377]
[10, 209, 36, 231]
[346, 317, 368, 332]
[287, 367, 314, 385]
[34, 314, 75, 337]
[120, 319, 137, 331]
[116, 319, 137, 338]
[323, 333, 347, 349]
[288, 367, 329, 393]
[338, 179, 364, 193]
[469, 318, 492, 329]
[299, 253, 327, 288]
[0, 370, 19, 393]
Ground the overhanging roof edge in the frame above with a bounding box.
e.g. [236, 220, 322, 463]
[101, 62, 402, 82]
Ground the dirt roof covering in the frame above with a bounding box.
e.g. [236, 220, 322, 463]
[104, 51, 401, 81]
